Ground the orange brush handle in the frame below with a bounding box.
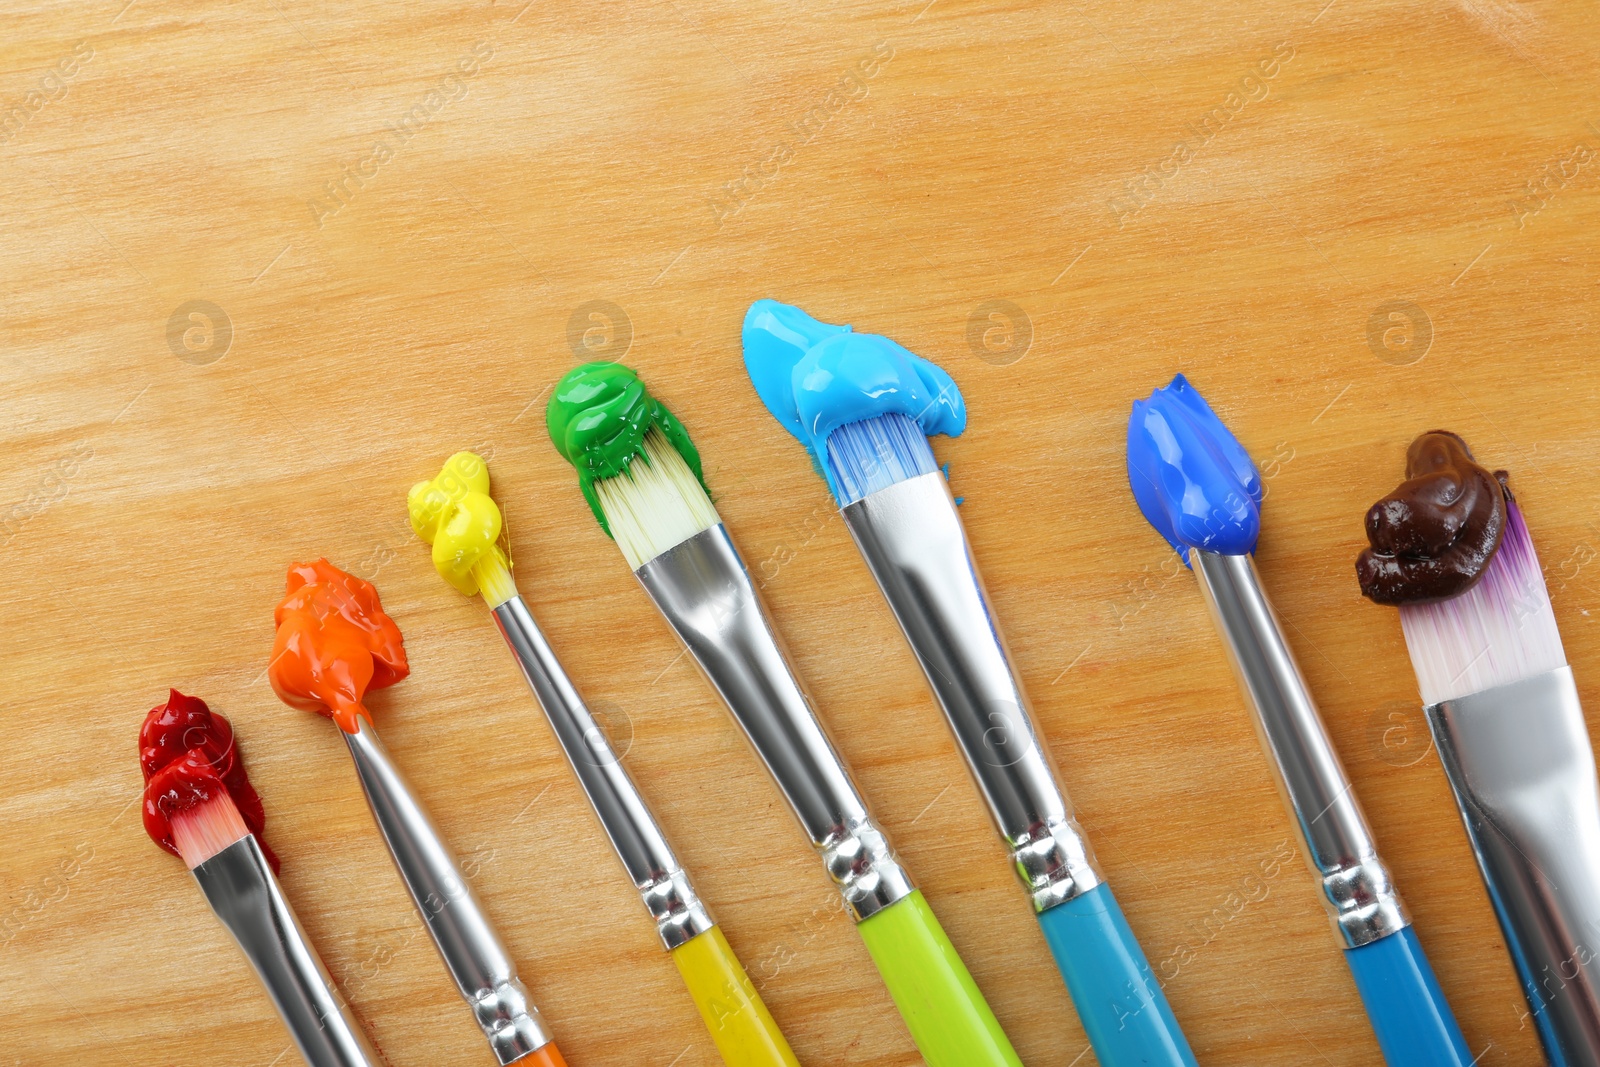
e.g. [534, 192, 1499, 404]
[520, 1042, 570, 1067]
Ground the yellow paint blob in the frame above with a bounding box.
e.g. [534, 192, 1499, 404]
[408, 452, 511, 600]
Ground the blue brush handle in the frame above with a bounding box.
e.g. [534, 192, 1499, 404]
[1344, 926, 1473, 1066]
[1037, 883, 1198, 1067]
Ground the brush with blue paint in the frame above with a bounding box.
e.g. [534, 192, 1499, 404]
[742, 299, 1197, 1067]
[1127, 374, 1473, 1066]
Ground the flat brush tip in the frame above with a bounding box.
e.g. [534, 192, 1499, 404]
[170, 791, 251, 869]
[1400, 502, 1567, 704]
[595, 429, 720, 570]
[826, 413, 937, 505]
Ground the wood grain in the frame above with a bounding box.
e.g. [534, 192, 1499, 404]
[1, 0, 1596, 1063]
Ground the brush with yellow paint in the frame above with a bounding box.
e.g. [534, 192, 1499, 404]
[409, 452, 801, 1067]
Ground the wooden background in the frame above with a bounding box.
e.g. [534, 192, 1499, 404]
[1, 0, 1596, 1063]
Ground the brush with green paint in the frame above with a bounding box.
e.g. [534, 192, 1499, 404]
[545, 362, 1026, 1067]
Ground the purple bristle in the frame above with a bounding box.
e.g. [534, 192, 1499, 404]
[1401, 502, 1567, 705]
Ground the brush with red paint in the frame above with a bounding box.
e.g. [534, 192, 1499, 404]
[141, 689, 382, 1067]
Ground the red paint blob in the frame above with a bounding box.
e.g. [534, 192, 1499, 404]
[268, 559, 409, 734]
[140, 689, 277, 872]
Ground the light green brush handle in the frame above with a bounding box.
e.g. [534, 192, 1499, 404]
[857, 890, 1025, 1067]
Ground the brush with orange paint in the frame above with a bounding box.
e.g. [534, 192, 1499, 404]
[267, 559, 567, 1067]
[141, 688, 382, 1067]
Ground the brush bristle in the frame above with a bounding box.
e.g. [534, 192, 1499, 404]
[1400, 502, 1567, 704]
[595, 428, 721, 569]
[826, 413, 938, 505]
[473, 548, 518, 610]
[170, 791, 251, 869]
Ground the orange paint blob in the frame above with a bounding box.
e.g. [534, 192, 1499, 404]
[268, 559, 409, 733]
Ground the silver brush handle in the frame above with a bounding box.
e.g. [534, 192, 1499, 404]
[492, 594, 714, 949]
[842, 471, 1100, 912]
[191, 835, 380, 1067]
[636, 523, 914, 921]
[1192, 550, 1409, 948]
[1429, 666, 1600, 1065]
[342, 719, 551, 1064]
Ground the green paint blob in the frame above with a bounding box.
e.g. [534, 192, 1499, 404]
[545, 361, 708, 536]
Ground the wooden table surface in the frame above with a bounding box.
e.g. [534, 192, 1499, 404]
[3, 0, 1597, 1063]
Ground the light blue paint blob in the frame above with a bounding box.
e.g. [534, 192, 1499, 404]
[1126, 374, 1261, 564]
[742, 299, 966, 503]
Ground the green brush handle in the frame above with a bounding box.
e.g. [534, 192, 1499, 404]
[856, 890, 1025, 1067]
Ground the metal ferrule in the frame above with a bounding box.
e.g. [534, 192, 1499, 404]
[192, 835, 380, 1067]
[1192, 550, 1410, 948]
[343, 718, 551, 1064]
[1427, 665, 1600, 1064]
[635, 523, 915, 922]
[492, 594, 714, 950]
[841, 471, 1101, 912]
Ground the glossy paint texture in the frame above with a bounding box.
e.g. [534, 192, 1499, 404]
[409, 450, 509, 597]
[547, 361, 708, 536]
[140, 689, 276, 871]
[1356, 431, 1508, 605]
[742, 299, 965, 503]
[1127, 373, 1262, 563]
[268, 559, 409, 734]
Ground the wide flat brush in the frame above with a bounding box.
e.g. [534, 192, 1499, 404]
[267, 559, 566, 1067]
[546, 361, 1025, 1067]
[741, 299, 1196, 1067]
[407, 450, 801, 1067]
[1358, 430, 1600, 1064]
[1128, 375, 1473, 1066]
[140, 690, 380, 1067]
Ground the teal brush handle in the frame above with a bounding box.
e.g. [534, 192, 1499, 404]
[856, 890, 1024, 1067]
[1345, 926, 1474, 1065]
[1037, 884, 1197, 1066]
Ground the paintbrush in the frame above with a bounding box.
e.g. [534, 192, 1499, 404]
[267, 559, 567, 1067]
[141, 689, 381, 1067]
[1128, 374, 1473, 1065]
[740, 299, 1197, 1067]
[406, 450, 802, 1067]
[1358, 430, 1600, 1063]
[545, 361, 1025, 1067]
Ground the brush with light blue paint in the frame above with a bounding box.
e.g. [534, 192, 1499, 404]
[743, 299, 1197, 1067]
[1127, 374, 1473, 1066]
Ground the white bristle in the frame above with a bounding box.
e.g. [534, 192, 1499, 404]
[1401, 502, 1567, 705]
[595, 429, 721, 570]
[473, 549, 518, 610]
[170, 791, 251, 869]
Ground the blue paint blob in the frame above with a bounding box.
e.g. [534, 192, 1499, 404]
[742, 299, 966, 503]
[1126, 374, 1261, 563]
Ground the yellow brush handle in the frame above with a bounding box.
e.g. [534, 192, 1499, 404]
[672, 925, 801, 1067]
